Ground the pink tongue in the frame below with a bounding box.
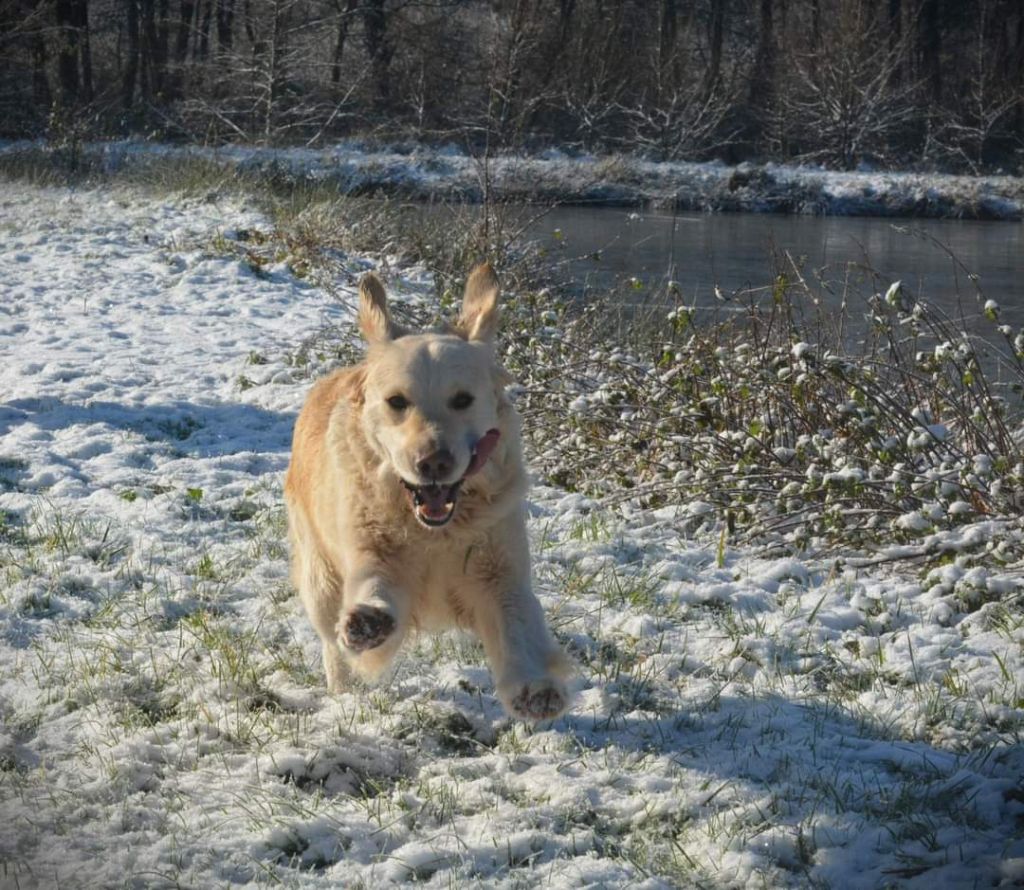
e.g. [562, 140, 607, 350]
[420, 485, 453, 517]
[466, 429, 501, 476]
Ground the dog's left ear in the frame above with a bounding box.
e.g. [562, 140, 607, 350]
[458, 262, 500, 343]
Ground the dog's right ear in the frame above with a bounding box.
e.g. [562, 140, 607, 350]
[358, 272, 396, 343]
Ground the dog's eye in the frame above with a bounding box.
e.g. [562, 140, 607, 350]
[386, 394, 410, 411]
[450, 392, 474, 411]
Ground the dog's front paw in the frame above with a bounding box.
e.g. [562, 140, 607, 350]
[341, 605, 395, 652]
[505, 678, 569, 723]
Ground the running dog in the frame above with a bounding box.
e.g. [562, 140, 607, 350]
[285, 264, 569, 722]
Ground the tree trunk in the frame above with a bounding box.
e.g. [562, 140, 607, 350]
[705, 0, 724, 95]
[216, 0, 234, 51]
[558, 0, 575, 42]
[140, 0, 164, 97]
[262, 0, 285, 141]
[123, 0, 140, 109]
[1007, 0, 1024, 136]
[919, 0, 942, 101]
[54, 0, 81, 103]
[72, 0, 93, 102]
[32, 30, 53, 109]
[363, 0, 392, 105]
[658, 0, 677, 84]
[243, 0, 256, 45]
[198, 0, 213, 60]
[888, 0, 902, 84]
[748, 0, 776, 148]
[166, 0, 193, 98]
[157, 0, 170, 74]
[1014, 1, 1024, 83]
[331, 0, 358, 85]
[175, 0, 195, 62]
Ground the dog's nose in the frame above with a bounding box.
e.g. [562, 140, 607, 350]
[416, 448, 454, 481]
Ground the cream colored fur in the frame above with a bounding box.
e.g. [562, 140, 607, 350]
[284, 264, 570, 721]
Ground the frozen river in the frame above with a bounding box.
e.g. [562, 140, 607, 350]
[524, 205, 1024, 333]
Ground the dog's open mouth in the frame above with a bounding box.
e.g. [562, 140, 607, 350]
[399, 428, 501, 529]
[402, 480, 461, 527]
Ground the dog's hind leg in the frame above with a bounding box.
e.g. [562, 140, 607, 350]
[288, 506, 349, 693]
[305, 563, 349, 693]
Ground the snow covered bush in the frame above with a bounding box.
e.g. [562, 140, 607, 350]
[495, 271, 1024, 558]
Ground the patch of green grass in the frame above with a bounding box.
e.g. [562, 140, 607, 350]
[0, 456, 29, 491]
[567, 512, 611, 543]
[228, 500, 259, 522]
[0, 508, 27, 545]
[28, 507, 130, 567]
[192, 552, 219, 581]
[155, 417, 203, 442]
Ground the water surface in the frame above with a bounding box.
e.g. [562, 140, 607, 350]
[524, 206, 1024, 332]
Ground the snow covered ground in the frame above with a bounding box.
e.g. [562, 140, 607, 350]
[3, 139, 1024, 219]
[0, 180, 1022, 889]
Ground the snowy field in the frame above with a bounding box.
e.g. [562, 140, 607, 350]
[0, 181, 1022, 889]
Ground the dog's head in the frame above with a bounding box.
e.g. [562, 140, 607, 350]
[354, 264, 509, 529]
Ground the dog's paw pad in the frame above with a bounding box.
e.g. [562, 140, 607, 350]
[509, 678, 568, 722]
[341, 606, 394, 652]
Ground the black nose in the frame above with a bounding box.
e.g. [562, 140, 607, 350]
[416, 448, 454, 480]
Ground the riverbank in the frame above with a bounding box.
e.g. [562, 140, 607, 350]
[3, 138, 1023, 220]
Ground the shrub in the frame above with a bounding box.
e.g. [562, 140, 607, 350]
[499, 266, 1024, 555]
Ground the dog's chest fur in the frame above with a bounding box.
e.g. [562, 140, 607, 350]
[325, 392, 515, 629]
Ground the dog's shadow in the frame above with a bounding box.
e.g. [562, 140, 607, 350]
[420, 677, 994, 827]
[560, 686, 987, 796]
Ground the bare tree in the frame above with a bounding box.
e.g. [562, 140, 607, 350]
[620, 86, 740, 160]
[330, 0, 358, 85]
[54, 0, 93, 104]
[362, 0, 392, 105]
[778, 0, 918, 168]
[746, 0, 777, 151]
[925, 0, 1021, 171]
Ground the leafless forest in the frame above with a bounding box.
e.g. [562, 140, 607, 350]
[2, 0, 1023, 171]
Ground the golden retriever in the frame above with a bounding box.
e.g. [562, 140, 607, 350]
[285, 264, 570, 721]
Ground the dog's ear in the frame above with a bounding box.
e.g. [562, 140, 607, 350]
[458, 262, 500, 343]
[358, 272, 397, 343]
